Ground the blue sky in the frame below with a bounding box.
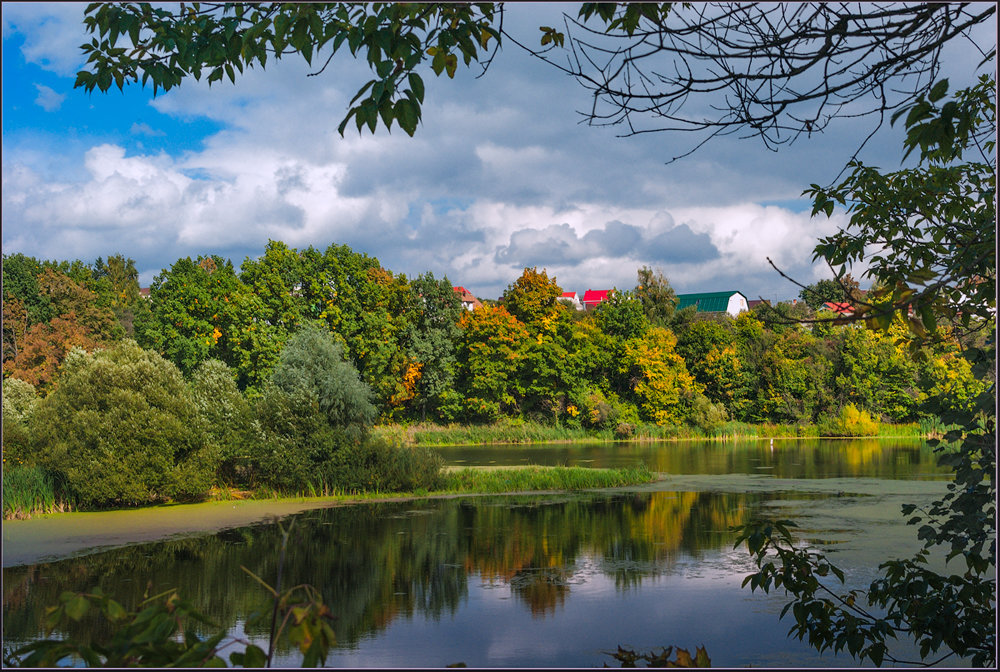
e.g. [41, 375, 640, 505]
[2, 3, 992, 301]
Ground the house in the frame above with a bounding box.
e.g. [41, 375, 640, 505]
[676, 291, 749, 317]
[559, 291, 583, 311]
[139, 287, 151, 300]
[581, 289, 612, 310]
[747, 299, 770, 311]
[822, 301, 855, 316]
[453, 286, 482, 311]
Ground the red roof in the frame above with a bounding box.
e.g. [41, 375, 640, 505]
[453, 286, 482, 309]
[581, 289, 611, 307]
[822, 301, 854, 315]
[560, 291, 577, 299]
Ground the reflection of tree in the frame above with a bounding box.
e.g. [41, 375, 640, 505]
[4, 491, 761, 649]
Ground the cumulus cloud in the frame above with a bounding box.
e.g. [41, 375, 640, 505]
[2, 3, 908, 297]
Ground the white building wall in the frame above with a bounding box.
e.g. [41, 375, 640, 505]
[727, 293, 749, 317]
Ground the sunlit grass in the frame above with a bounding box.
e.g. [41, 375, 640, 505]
[2, 465, 72, 519]
[439, 464, 655, 493]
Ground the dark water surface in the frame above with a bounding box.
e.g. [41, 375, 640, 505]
[3, 439, 967, 667]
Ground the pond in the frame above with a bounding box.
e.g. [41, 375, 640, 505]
[2, 438, 968, 667]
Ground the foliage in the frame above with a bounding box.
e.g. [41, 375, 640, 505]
[28, 341, 216, 507]
[818, 403, 880, 438]
[634, 266, 678, 328]
[2, 464, 66, 520]
[269, 325, 376, 431]
[798, 275, 864, 311]
[2, 268, 122, 390]
[7, 521, 336, 668]
[137, 255, 278, 393]
[500, 267, 564, 331]
[807, 75, 995, 338]
[454, 305, 530, 421]
[327, 440, 444, 494]
[617, 327, 699, 426]
[253, 325, 376, 491]
[604, 644, 711, 668]
[76, 3, 502, 137]
[596, 289, 649, 340]
[406, 272, 463, 421]
[735, 78, 996, 668]
[733, 518, 994, 667]
[188, 359, 258, 486]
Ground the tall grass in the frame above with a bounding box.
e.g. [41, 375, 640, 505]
[3, 465, 71, 519]
[441, 464, 655, 493]
[375, 418, 935, 447]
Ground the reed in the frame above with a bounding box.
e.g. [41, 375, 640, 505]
[2, 464, 71, 519]
[441, 464, 655, 493]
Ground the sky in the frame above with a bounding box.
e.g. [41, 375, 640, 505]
[2, 3, 993, 301]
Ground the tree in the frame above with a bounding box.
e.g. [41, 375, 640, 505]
[93, 254, 144, 336]
[798, 275, 863, 311]
[407, 272, 463, 422]
[595, 289, 649, 340]
[29, 341, 216, 507]
[74, 3, 995, 153]
[454, 305, 530, 422]
[254, 325, 376, 491]
[634, 266, 678, 328]
[74, 2, 995, 666]
[737, 80, 995, 667]
[500, 267, 564, 332]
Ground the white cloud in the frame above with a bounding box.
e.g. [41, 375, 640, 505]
[2, 2, 88, 76]
[33, 83, 65, 111]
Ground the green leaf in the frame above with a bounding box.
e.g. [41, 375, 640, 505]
[408, 72, 424, 104]
[928, 79, 949, 103]
[65, 595, 90, 622]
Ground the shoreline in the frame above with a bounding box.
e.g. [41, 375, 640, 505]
[2, 479, 661, 569]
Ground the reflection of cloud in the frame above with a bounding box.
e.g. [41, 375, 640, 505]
[33, 83, 65, 111]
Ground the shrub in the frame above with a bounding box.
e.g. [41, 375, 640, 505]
[326, 440, 444, 493]
[189, 359, 257, 485]
[29, 341, 216, 507]
[818, 403, 880, 437]
[253, 326, 377, 491]
[2, 377, 38, 466]
[688, 392, 729, 435]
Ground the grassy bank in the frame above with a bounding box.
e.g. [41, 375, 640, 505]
[373, 419, 930, 447]
[3, 464, 656, 520]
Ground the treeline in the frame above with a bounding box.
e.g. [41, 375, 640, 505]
[1, 242, 987, 511]
[3, 241, 987, 429]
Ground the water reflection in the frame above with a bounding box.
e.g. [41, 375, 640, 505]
[3, 439, 956, 667]
[3, 491, 766, 654]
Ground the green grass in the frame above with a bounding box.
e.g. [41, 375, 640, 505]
[440, 464, 655, 493]
[374, 419, 935, 446]
[2, 465, 71, 519]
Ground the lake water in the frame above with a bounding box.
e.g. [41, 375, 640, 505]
[2, 438, 969, 667]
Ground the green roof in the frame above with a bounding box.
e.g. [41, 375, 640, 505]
[676, 291, 746, 313]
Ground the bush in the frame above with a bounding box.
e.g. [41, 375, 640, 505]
[326, 440, 444, 494]
[189, 359, 257, 485]
[2, 377, 38, 466]
[29, 341, 216, 507]
[688, 392, 729, 435]
[818, 403, 880, 437]
[253, 326, 377, 491]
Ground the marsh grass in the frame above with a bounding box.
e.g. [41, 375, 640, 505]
[376, 419, 931, 447]
[2, 464, 71, 519]
[440, 464, 655, 493]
